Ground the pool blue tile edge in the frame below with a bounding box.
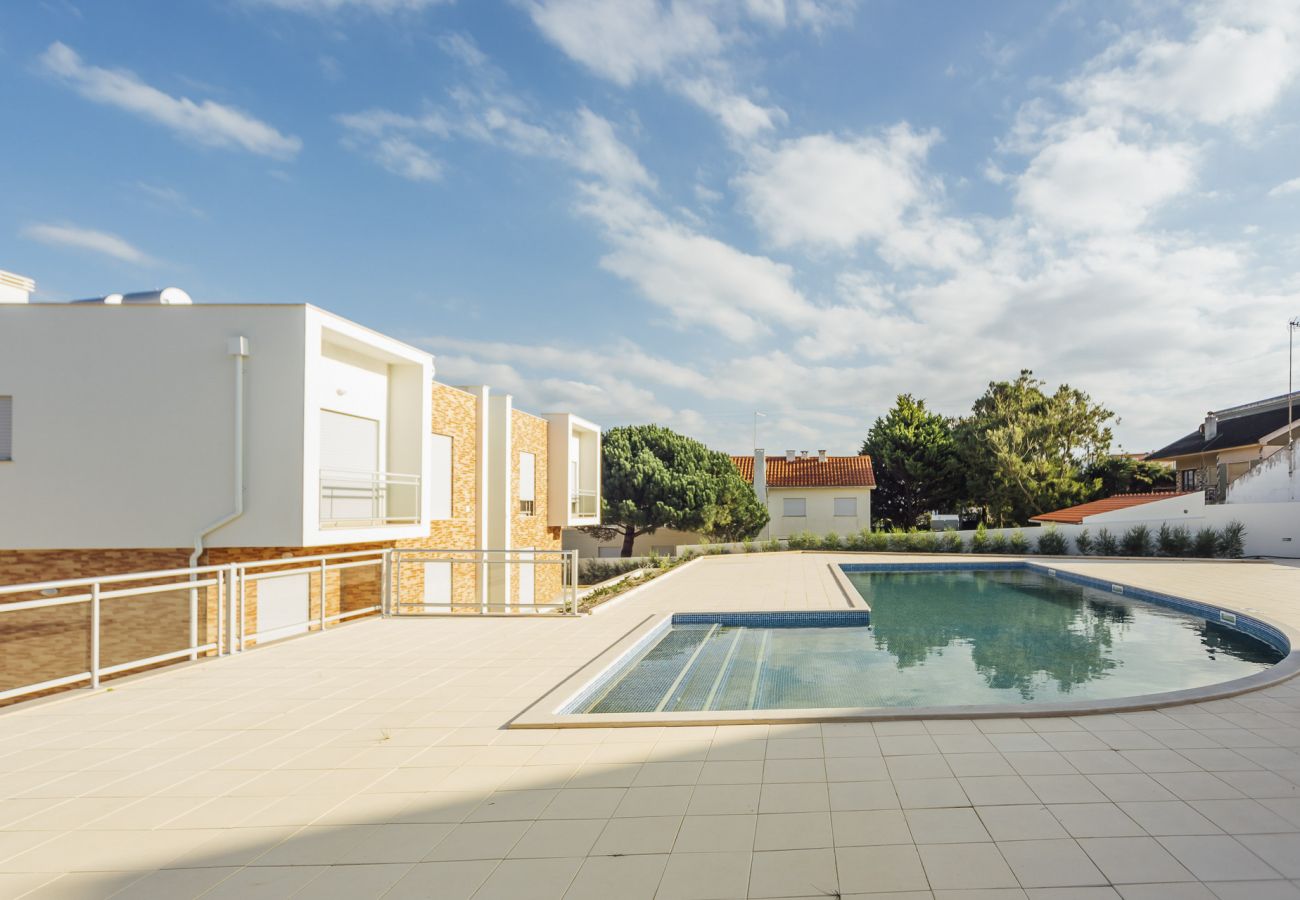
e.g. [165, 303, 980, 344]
[840, 561, 1292, 655]
[673, 611, 871, 628]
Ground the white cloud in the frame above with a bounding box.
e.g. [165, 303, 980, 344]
[39, 42, 301, 159]
[1067, 7, 1300, 126]
[1016, 126, 1196, 233]
[737, 125, 937, 250]
[372, 136, 443, 182]
[1269, 176, 1300, 197]
[572, 109, 655, 188]
[21, 223, 153, 264]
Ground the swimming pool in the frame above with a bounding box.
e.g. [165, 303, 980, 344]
[563, 567, 1286, 715]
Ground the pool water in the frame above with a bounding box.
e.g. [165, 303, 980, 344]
[570, 569, 1284, 713]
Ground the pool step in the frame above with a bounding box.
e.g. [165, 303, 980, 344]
[587, 624, 713, 714]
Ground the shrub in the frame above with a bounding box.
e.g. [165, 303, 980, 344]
[787, 530, 819, 550]
[1156, 523, 1191, 557]
[1074, 528, 1094, 556]
[581, 558, 647, 584]
[843, 529, 867, 551]
[886, 528, 910, 552]
[939, 529, 964, 553]
[1192, 527, 1219, 557]
[866, 530, 890, 551]
[1036, 525, 1067, 555]
[1218, 520, 1246, 558]
[1008, 529, 1030, 554]
[908, 530, 938, 553]
[1095, 528, 1119, 556]
[987, 532, 1011, 554]
[1120, 525, 1153, 556]
[821, 531, 842, 551]
[971, 522, 990, 553]
[764, 538, 782, 553]
[741, 539, 754, 553]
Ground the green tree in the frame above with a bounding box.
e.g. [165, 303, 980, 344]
[580, 425, 767, 556]
[861, 394, 961, 528]
[1080, 456, 1175, 499]
[956, 370, 1114, 526]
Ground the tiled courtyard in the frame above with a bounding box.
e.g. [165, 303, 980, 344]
[3, 552, 1300, 899]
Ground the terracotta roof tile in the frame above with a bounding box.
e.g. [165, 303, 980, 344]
[731, 454, 876, 488]
[1029, 491, 1193, 525]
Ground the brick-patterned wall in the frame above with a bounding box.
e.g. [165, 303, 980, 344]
[392, 381, 481, 611]
[512, 409, 564, 606]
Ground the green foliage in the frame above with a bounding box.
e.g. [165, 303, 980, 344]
[1156, 523, 1192, 557]
[1120, 525, 1153, 556]
[1218, 520, 1247, 558]
[987, 532, 1011, 553]
[1095, 528, 1119, 556]
[1081, 456, 1176, 499]
[844, 529, 867, 551]
[584, 425, 768, 556]
[955, 370, 1114, 527]
[971, 522, 990, 553]
[939, 529, 964, 553]
[1008, 530, 1030, 554]
[907, 530, 938, 553]
[1074, 528, 1094, 556]
[764, 538, 782, 553]
[1192, 527, 1219, 558]
[821, 531, 843, 550]
[886, 528, 910, 552]
[862, 394, 962, 528]
[1036, 525, 1067, 555]
[580, 558, 648, 585]
[866, 530, 890, 551]
[786, 530, 819, 550]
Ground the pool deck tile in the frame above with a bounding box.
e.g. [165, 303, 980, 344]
[1, 552, 1299, 898]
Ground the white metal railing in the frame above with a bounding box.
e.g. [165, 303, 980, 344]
[319, 468, 421, 528]
[570, 489, 598, 517]
[0, 546, 583, 706]
[389, 548, 580, 617]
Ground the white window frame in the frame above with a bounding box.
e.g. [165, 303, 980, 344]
[783, 497, 807, 517]
[834, 497, 858, 517]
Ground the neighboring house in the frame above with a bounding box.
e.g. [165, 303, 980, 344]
[565, 448, 875, 558]
[1148, 392, 1300, 502]
[0, 274, 601, 642]
[1030, 491, 1194, 526]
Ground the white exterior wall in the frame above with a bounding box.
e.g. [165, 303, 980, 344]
[544, 413, 601, 527]
[0, 303, 433, 550]
[767, 486, 872, 539]
[564, 526, 703, 559]
[1228, 445, 1299, 503]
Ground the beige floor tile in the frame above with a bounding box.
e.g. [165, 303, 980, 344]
[563, 853, 668, 900]
[508, 818, 605, 859]
[22, 872, 148, 900]
[749, 847, 837, 899]
[1148, 772, 1242, 801]
[1158, 835, 1281, 881]
[674, 814, 756, 852]
[997, 838, 1106, 888]
[905, 808, 991, 844]
[1025, 775, 1109, 805]
[829, 780, 900, 811]
[423, 820, 528, 861]
[766, 738, 824, 760]
[614, 786, 693, 818]
[467, 789, 559, 822]
[1234, 833, 1300, 878]
[592, 815, 681, 855]
[199, 865, 327, 900]
[541, 788, 626, 820]
[1188, 799, 1295, 834]
[760, 781, 830, 813]
[889, 755, 955, 781]
[655, 850, 752, 900]
[976, 805, 1068, 842]
[293, 863, 411, 900]
[919, 842, 1018, 890]
[836, 844, 928, 894]
[947, 754, 1017, 777]
[697, 760, 763, 785]
[1202, 880, 1300, 899]
[1115, 801, 1219, 836]
[897, 778, 970, 809]
[1077, 837, 1196, 884]
[334, 823, 454, 864]
[381, 860, 496, 900]
[832, 809, 912, 846]
[688, 783, 760, 815]
[471, 856, 582, 900]
[1048, 803, 1144, 839]
[762, 758, 827, 783]
[827, 756, 891, 782]
[754, 811, 833, 851]
[634, 762, 703, 787]
[958, 776, 1038, 806]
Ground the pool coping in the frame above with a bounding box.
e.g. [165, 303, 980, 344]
[507, 560, 1300, 728]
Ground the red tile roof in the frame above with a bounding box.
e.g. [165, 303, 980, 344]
[1029, 491, 1192, 525]
[731, 454, 876, 488]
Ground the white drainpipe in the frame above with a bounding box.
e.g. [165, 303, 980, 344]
[188, 337, 250, 658]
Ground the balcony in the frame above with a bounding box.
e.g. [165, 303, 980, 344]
[319, 469, 421, 528]
[570, 489, 598, 518]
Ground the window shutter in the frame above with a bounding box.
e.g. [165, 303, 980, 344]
[519, 452, 536, 502]
[0, 396, 11, 461]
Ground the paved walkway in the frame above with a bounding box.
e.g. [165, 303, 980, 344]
[2, 553, 1300, 899]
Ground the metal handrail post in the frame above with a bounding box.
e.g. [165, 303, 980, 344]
[189, 577, 198, 662]
[238, 565, 246, 652]
[217, 570, 225, 657]
[228, 562, 238, 654]
[90, 581, 101, 689]
[319, 559, 327, 632]
[382, 550, 392, 616]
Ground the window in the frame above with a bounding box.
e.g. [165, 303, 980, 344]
[430, 433, 453, 520]
[834, 497, 858, 517]
[519, 451, 536, 516]
[783, 497, 806, 517]
[0, 395, 10, 461]
[1179, 468, 1198, 491]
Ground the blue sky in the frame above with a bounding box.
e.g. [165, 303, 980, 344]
[3, 0, 1299, 455]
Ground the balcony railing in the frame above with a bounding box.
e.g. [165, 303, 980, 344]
[570, 489, 598, 518]
[320, 469, 421, 528]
